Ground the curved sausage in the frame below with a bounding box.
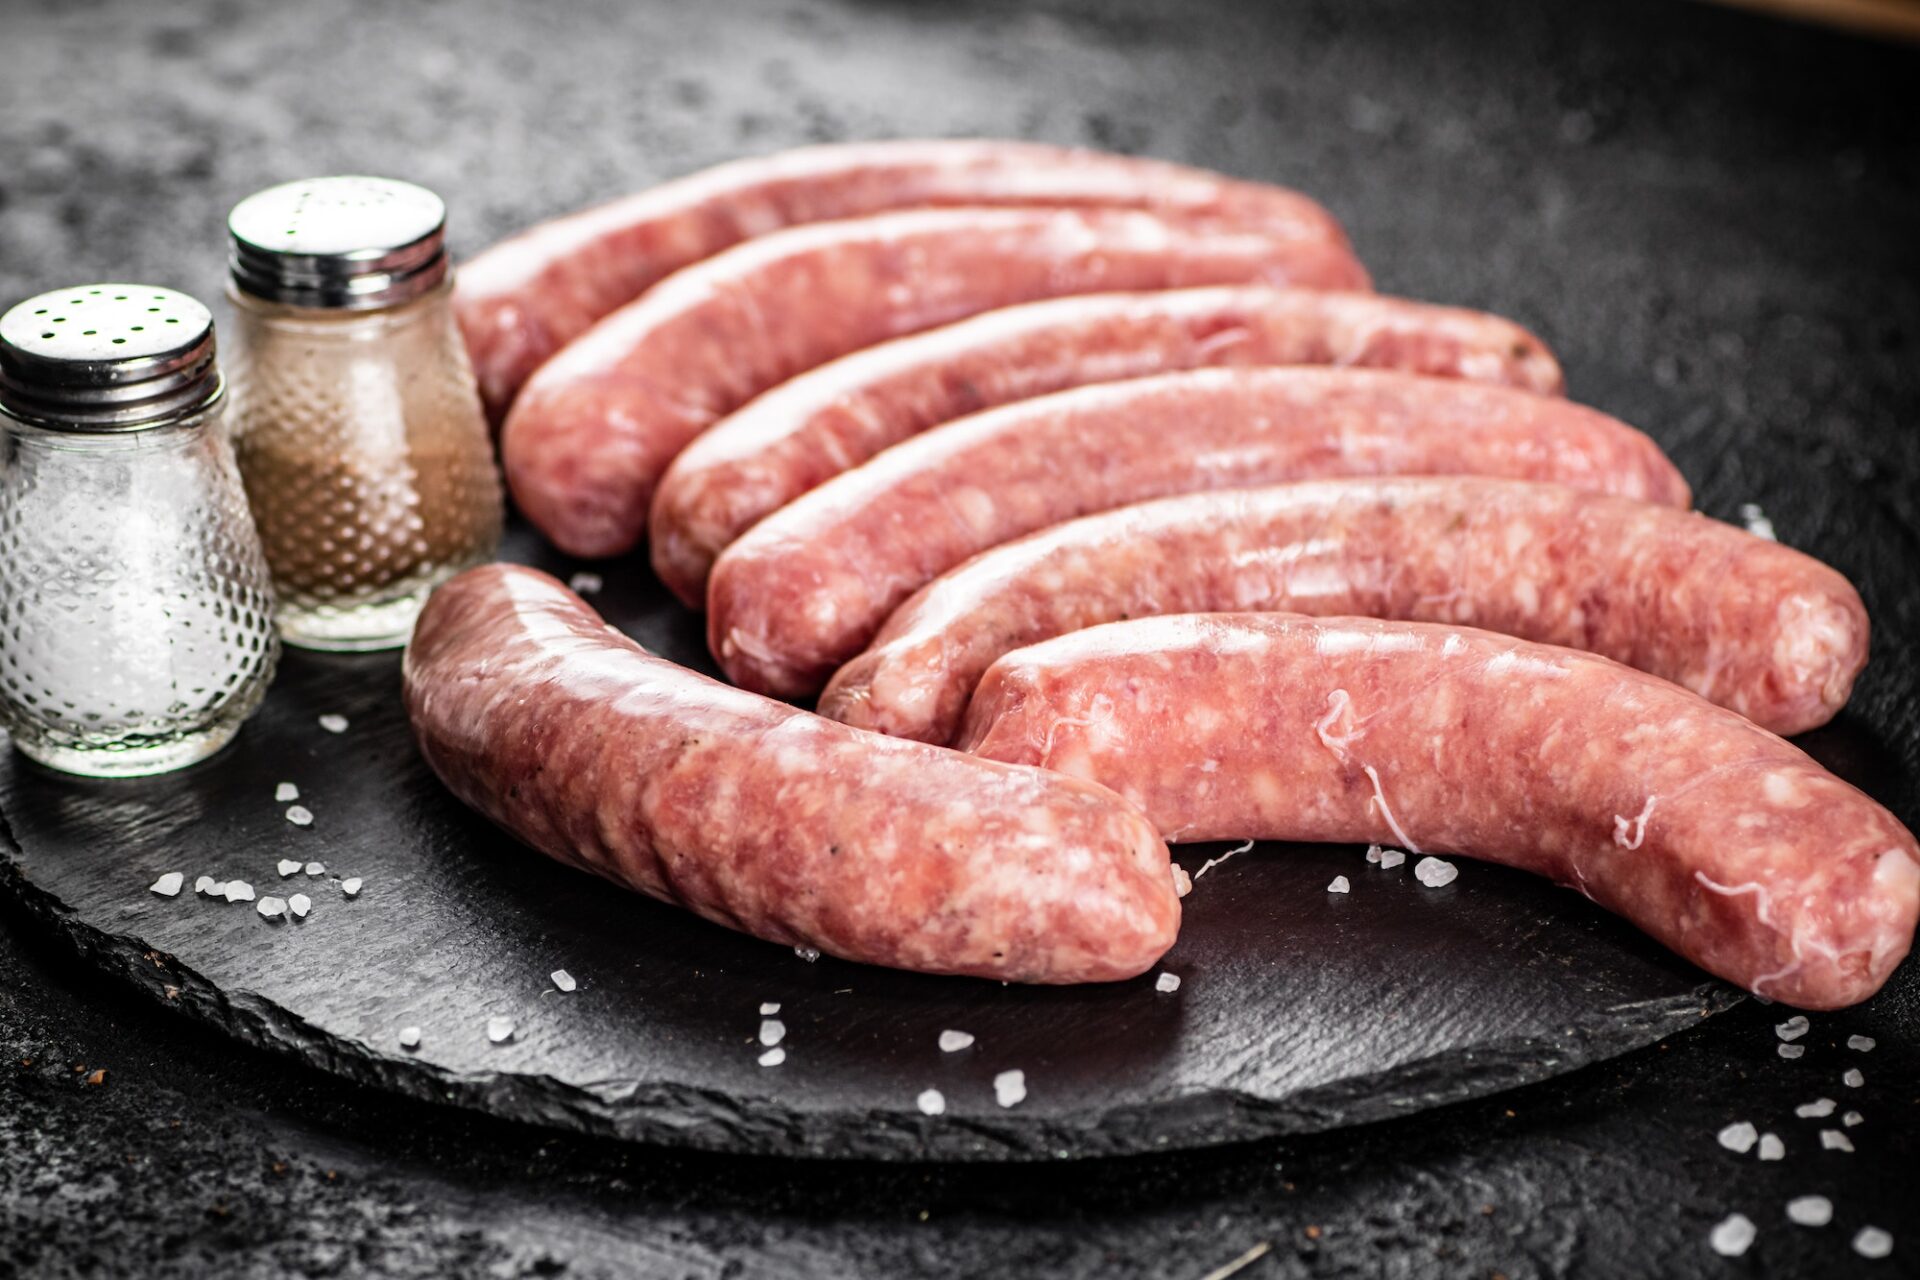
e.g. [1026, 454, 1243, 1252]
[956, 614, 1919, 1010]
[820, 479, 1866, 744]
[650, 287, 1565, 606]
[708, 368, 1691, 698]
[402, 563, 1180, 983]
[501, 208, 1371, 559]
[455, 139, 1353, 423]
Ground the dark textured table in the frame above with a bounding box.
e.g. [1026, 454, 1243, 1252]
[2, 0, 1918, 1275]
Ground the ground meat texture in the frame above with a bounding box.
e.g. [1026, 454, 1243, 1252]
[819, 478, 1866, 744]
[956, 613, 1920, 1011]
[455, 139, 1354, 424]
[401, 564, 1180, 984]
[499, 207, 1369, 559]
[707, 367, 1690, 699]
[647, 287, 1566, 606]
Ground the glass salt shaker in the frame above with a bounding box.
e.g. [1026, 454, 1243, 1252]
[0, 285, 279, 777]
[224, 175, 503, 651]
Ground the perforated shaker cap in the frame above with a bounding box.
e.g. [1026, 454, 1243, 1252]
[228, 175, 448, 310]
[0, 285, 222, 432]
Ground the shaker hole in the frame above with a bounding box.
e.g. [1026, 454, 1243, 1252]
[82, 329, 96, 336]
[111, 338, 126, 345]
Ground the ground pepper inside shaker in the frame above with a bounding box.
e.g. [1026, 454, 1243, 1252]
[0, 285, 279, 777]
[224, 175, 503, 651]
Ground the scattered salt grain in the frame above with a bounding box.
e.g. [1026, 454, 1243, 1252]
[551, 969, 576, 993]
[257, 896, 287, 921]
[917, 1088, 946, 1116]
[1379, 849, 1406, 869]
[398, 1026, 421, 1050]
[1709, 1213, 1756, 1257]
[1757, 1133, 1784, 1161]
[939, 1029, 975, 1053]
[760, 1019, 786, 1047]
[759, 1002, 780, 1016]
[994, 1069, 1027, 1108]
[304, 861, 324, 876]
[1847, 1035, 1876, 1053]
[568, 571, 603, 595]
[285, 805, 314, 827]
[1739, 503, 1778, 542]
[149, 872, 184, 897]
[1776, 1015, 1810, 1041]
[486, 1016, 515, 1044]
[1716, 1121, 1758, 1154]
[795, 945, 821, 962]
[1414, 856, 1458, 888]
[274, 782, 299, 803]
[758, 1047, 786, 1067]
[1843, 1068, 1864, 1088]
[194, 876, 217, 895]
[1796, 1098, 1835, 1118]
[277, 859, 300, 878]
[1786, 1195, 1833, 1227]
[1327, 875, 1351, 894]
[225, 881, 255, 903]
[1819, 1129, 1854, 1152]
[1365, 845, 1382, 864]
[1155, 972, 1181, 994]
[318, 714, 349, 734]
[341, 878, 363, 897]
[288, 894, 310, 920]
[1844, 1111, 1863, 1127]
[1853, 1227, 1894, 1259]
[1778, 1043, 1805, 1059]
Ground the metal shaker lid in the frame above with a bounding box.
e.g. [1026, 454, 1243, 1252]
[227, 175, 448, 310]
[0, 285, 222, 432]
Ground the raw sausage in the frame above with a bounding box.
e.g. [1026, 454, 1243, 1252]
[455, 139, 1353, 423]
[650, 287, 1565, 606]
[956, 613, 1919, 1010]
[820, 478, 1866, 743]
[501, 208, 1370, 558]
[402, 563, 1180, 983]
[708, 368, 1690, 698]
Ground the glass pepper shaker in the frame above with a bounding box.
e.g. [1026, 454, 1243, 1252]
[0, 285, 279, 777]
[224, 175, 504, 651]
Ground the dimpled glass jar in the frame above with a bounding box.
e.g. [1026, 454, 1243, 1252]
[224, 176, 503, 651]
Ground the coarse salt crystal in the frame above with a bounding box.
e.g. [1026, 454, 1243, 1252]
[225, 881, 255, 903]
[916, 1088, 945, 1116]
[1379, 849, 1406, 869]
[794, 945, 821, 962]
[1709, 1213, 1756, 1257]
[1847, 1034, 1876, 1053]
[277, 859, 301, 878]
[1365, 845, 1382, 864]
[285, 805, 314, 827]
[1155, 972, 1181, 994]
[149, 872, 184, 897]
[760, 1019, 786, 1047]
[1853, 1227, 1894, 1259]
[994, 1069, 1027, 1108]
[303, 862, 324, 877]
[1778, 1043, 1805, 1059]
[758, 1047, 786, 1067]
[551, 969, 576, 993]
[1414, 856, 1458, 888]
[1786, 1195, 1833, 1227]
[398, 1026, 421, 1050]
[486, 1016, 515, 1044]
[1716, 1121, 1758, 1153]
[1776, 1015, 1810, 1041]
[938, 1029, 974, 1053]
[194, 876, 217, 895]
[1757, 1133, 1784, 1161]
[1819, 1129, 1853, 1152]
[1739, 503, 1778, 541]
[1843, 1068, 1864, 1088]
[275, 782, 299, 803]
[1327, 875, 1351, 894]
[341, 878, 362, 897]
[288, 894, 310, 919]
[568, 571, 603, 595]
[759, 1002, 780, 1016]
[1796, 1097, 1835, 1118]
[257, 896, 287, 921]
[1843, 1111, 1863, 1127]
[318, 714, 349, 734]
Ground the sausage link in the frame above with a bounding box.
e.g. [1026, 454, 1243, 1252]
[650, 287, 1564, 606]
[709, 368, 1690, 699]
[956, 614, 1919, 1010]
[821, 479, 1865, 743]
[402, 564, 1180, 983]
[455, 139, 1353, 423]
[500, 208, 1369, 559]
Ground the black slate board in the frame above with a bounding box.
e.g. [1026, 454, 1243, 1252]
[0, 523, 1751, 1161]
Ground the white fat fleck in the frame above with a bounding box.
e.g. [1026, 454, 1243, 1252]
[398, 1026, 422, 1050]
[277, 859, 301, 878]
[225, 881, 255, 903]
[1843, 1068, 1864, 1088]
[148, 872, 184, 897]
[1414, 856, 1457, 888]
[1314, 688, 1363, 761]
[1786, 1195, 1833, 1227]
[1194, 839, 1255, 881]
[1853, 1227, 1894, 1259]
[1820, 1129, 1854, 1152]
[1155, 972, 1182, 993]
[1795, 1097, 1836, 1118]
[1363, 765, 1421, 854]
[341, 877, 363, 897]
[486, 1016, 515, 1044]
[1757, 1133, 1784, 1161]
[274, 782, 299, 803]
[1776, 1015, 1810, 1041]
[758, 1047, 786, 1067]
[1612, 796, 1657, 850]
[1847, 1035, 1876, 1052]
[288, 894, 310, 919]
[1739, 502, 1778, 541]
[551, 969, 577, 993]
[318, 714, 349, 734]
[993, 1069, 1027, 1108]
[938, 1029, 975, 1053]
[567, 571, 603, 595]
[1709, 1214, 1757, 1257]
[257, 896, 287, 920]
[760, 1019, 786, 1047]
[1327, 876, 1351, 894]
[1717, 1121, 1759, 1153]
[760, 1002, 781, 1016]
[917, 1088, 946, 1116]
[285, 805, 314, 827]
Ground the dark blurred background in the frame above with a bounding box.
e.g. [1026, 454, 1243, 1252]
[3, 1, 1918, 1276]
